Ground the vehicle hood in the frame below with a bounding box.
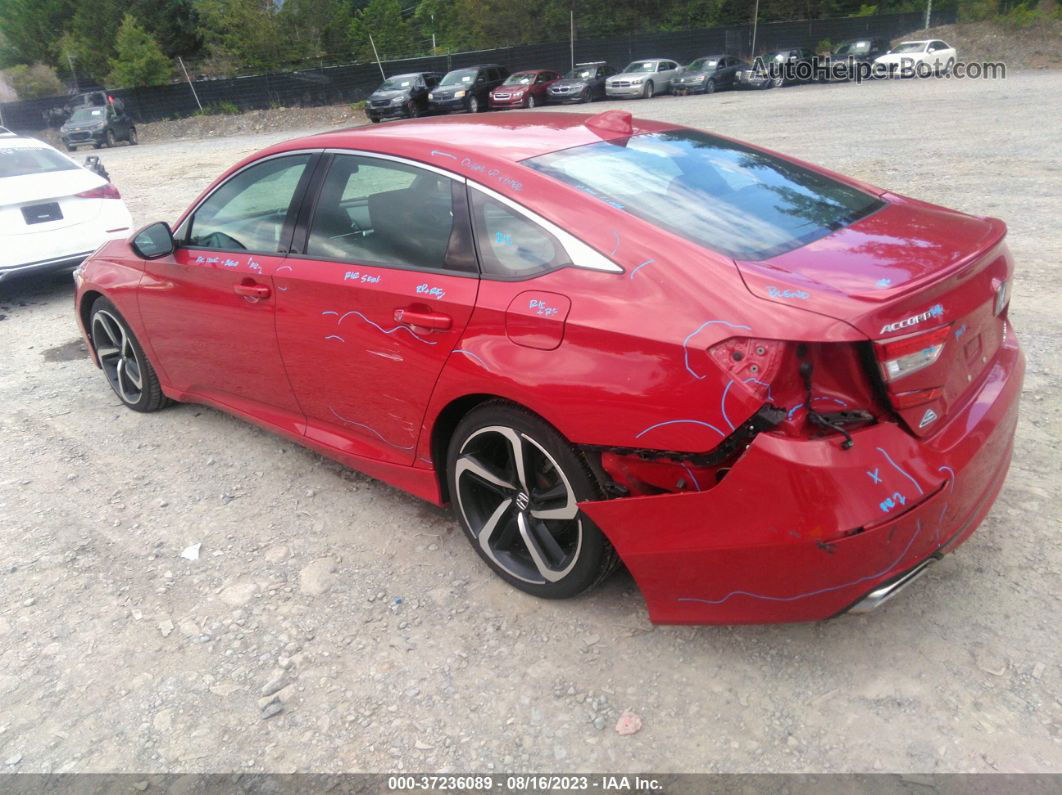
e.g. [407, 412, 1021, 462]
[550, 78, 588, 88]
[370, 89, 410, 101]
[61, 121, 105, 132]
[675, 71, 709, 80]
[0, 169, 103, 206]
[733, 193, 1005, 340]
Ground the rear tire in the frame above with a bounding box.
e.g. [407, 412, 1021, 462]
[447, 402, 618, 599]
[89, 297, 170, 413]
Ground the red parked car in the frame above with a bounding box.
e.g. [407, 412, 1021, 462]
[489, 69, 561, 109]
[73, 111, 1023, 624]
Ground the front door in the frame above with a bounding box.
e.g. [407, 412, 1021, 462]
[275, 153, 478, 465]
[140, 153, 316, 426]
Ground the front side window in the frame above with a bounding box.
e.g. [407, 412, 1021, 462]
[470, 189, 566, 279]
[186, 154, 310, 252]
[306, 155, 458, 271]
[526, 130, 883, 261]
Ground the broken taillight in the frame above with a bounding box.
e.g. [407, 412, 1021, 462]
[874, 324, 950, 383]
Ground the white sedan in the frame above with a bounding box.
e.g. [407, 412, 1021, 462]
[0, 136, 132, 282]
[874, 40, 957, 76]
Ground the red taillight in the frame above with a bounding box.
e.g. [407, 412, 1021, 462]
[874, 324, 950, 382]
[76, 183, 121, 200]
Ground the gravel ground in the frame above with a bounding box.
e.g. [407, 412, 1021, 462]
[1, 72, 1060, 775]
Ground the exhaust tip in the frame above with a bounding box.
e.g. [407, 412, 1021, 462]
[848, 556, 938, 615]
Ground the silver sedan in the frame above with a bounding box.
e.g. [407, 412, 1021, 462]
[605, 59, 685, 99]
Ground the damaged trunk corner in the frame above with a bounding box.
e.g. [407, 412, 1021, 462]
[581, 404, 786, 498]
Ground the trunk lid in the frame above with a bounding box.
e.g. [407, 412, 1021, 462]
[0, 170, 106, 235]
[736, 194, 1012, 435]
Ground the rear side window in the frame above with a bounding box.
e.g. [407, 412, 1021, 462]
[306, 154, 458, 271]
[470, 188, 566, 279]
[526, 130, 884, 261]
[0, 147, 77, 178]
[186, 154, 310, 252]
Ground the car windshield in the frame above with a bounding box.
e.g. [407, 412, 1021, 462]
[625, 61, 657, 73]
[688, 58, 719, 71]
[891, 42, 927, 53]
[441, 69, 477, 86]
[834, 41, 870, 56]
[565, 67, 597, 80]
[504, 72, 535, 85]
[69, 108, 106, 123]
[526, 130, 884, 261]
[0, 146, 78, 178]
[379, 75, 415, 90]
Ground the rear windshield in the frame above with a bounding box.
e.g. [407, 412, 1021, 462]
[525, 130, 883, 261]
[0, 147, 78, 178]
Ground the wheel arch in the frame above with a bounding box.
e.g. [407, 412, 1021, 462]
[79, 289, 105, 365]
[429, 392, 587, 504]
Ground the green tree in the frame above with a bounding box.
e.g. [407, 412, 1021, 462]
[195, 0, 286, 72]
[350, 0, 418, 61]
[3, 62, 65, 98]
[278, 0, 353, 63]
[0, 0, 77, 65]
[107, 14, 172, 87]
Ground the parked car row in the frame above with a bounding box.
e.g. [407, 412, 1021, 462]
[365, 37, 958, 121]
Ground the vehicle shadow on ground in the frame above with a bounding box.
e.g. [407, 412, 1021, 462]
[0, 270, 76, 313]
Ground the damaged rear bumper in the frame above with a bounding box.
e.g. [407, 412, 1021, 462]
[579, 336, 1024, 624]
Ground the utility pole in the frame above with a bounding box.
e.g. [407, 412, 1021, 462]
[369, 34, 386, 80]
[66, 52, 79, 93]
[924, 0, 933, 29]
[177, 57, 203, 113]
[570, 10, 575, 70]
[750, 0, 760, 58]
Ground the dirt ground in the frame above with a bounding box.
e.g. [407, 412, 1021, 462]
[1, 72, 1060, 775]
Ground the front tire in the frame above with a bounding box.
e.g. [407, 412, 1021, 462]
[89, 297, 169, 413]
[705, 78, 716, 94]
[468, 95, 479, 113]
[127, 126, 138, 145]
[104, 129, 116, 148]
[642, 81, 655, 99]
[447, 402, 617, 599]
[526, 94, 536, 109]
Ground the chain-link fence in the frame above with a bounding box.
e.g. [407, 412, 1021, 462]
[0, 10, 956, 133]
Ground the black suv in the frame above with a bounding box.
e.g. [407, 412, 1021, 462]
[367, 72, 443, 122]
[820, 38, 891, 81]
[547, 62, 616, 103]
[428, 64, 509, 114]
[737, 48, 817, 89]
[60, 101, 136, 150]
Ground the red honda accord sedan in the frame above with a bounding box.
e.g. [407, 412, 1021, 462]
[73, 110, 1023, 624]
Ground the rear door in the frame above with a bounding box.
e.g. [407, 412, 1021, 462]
[140, 152, 317, 426]
[274, 152, 478, 464]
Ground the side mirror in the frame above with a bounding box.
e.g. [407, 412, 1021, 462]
[132, 221, 175, 259]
